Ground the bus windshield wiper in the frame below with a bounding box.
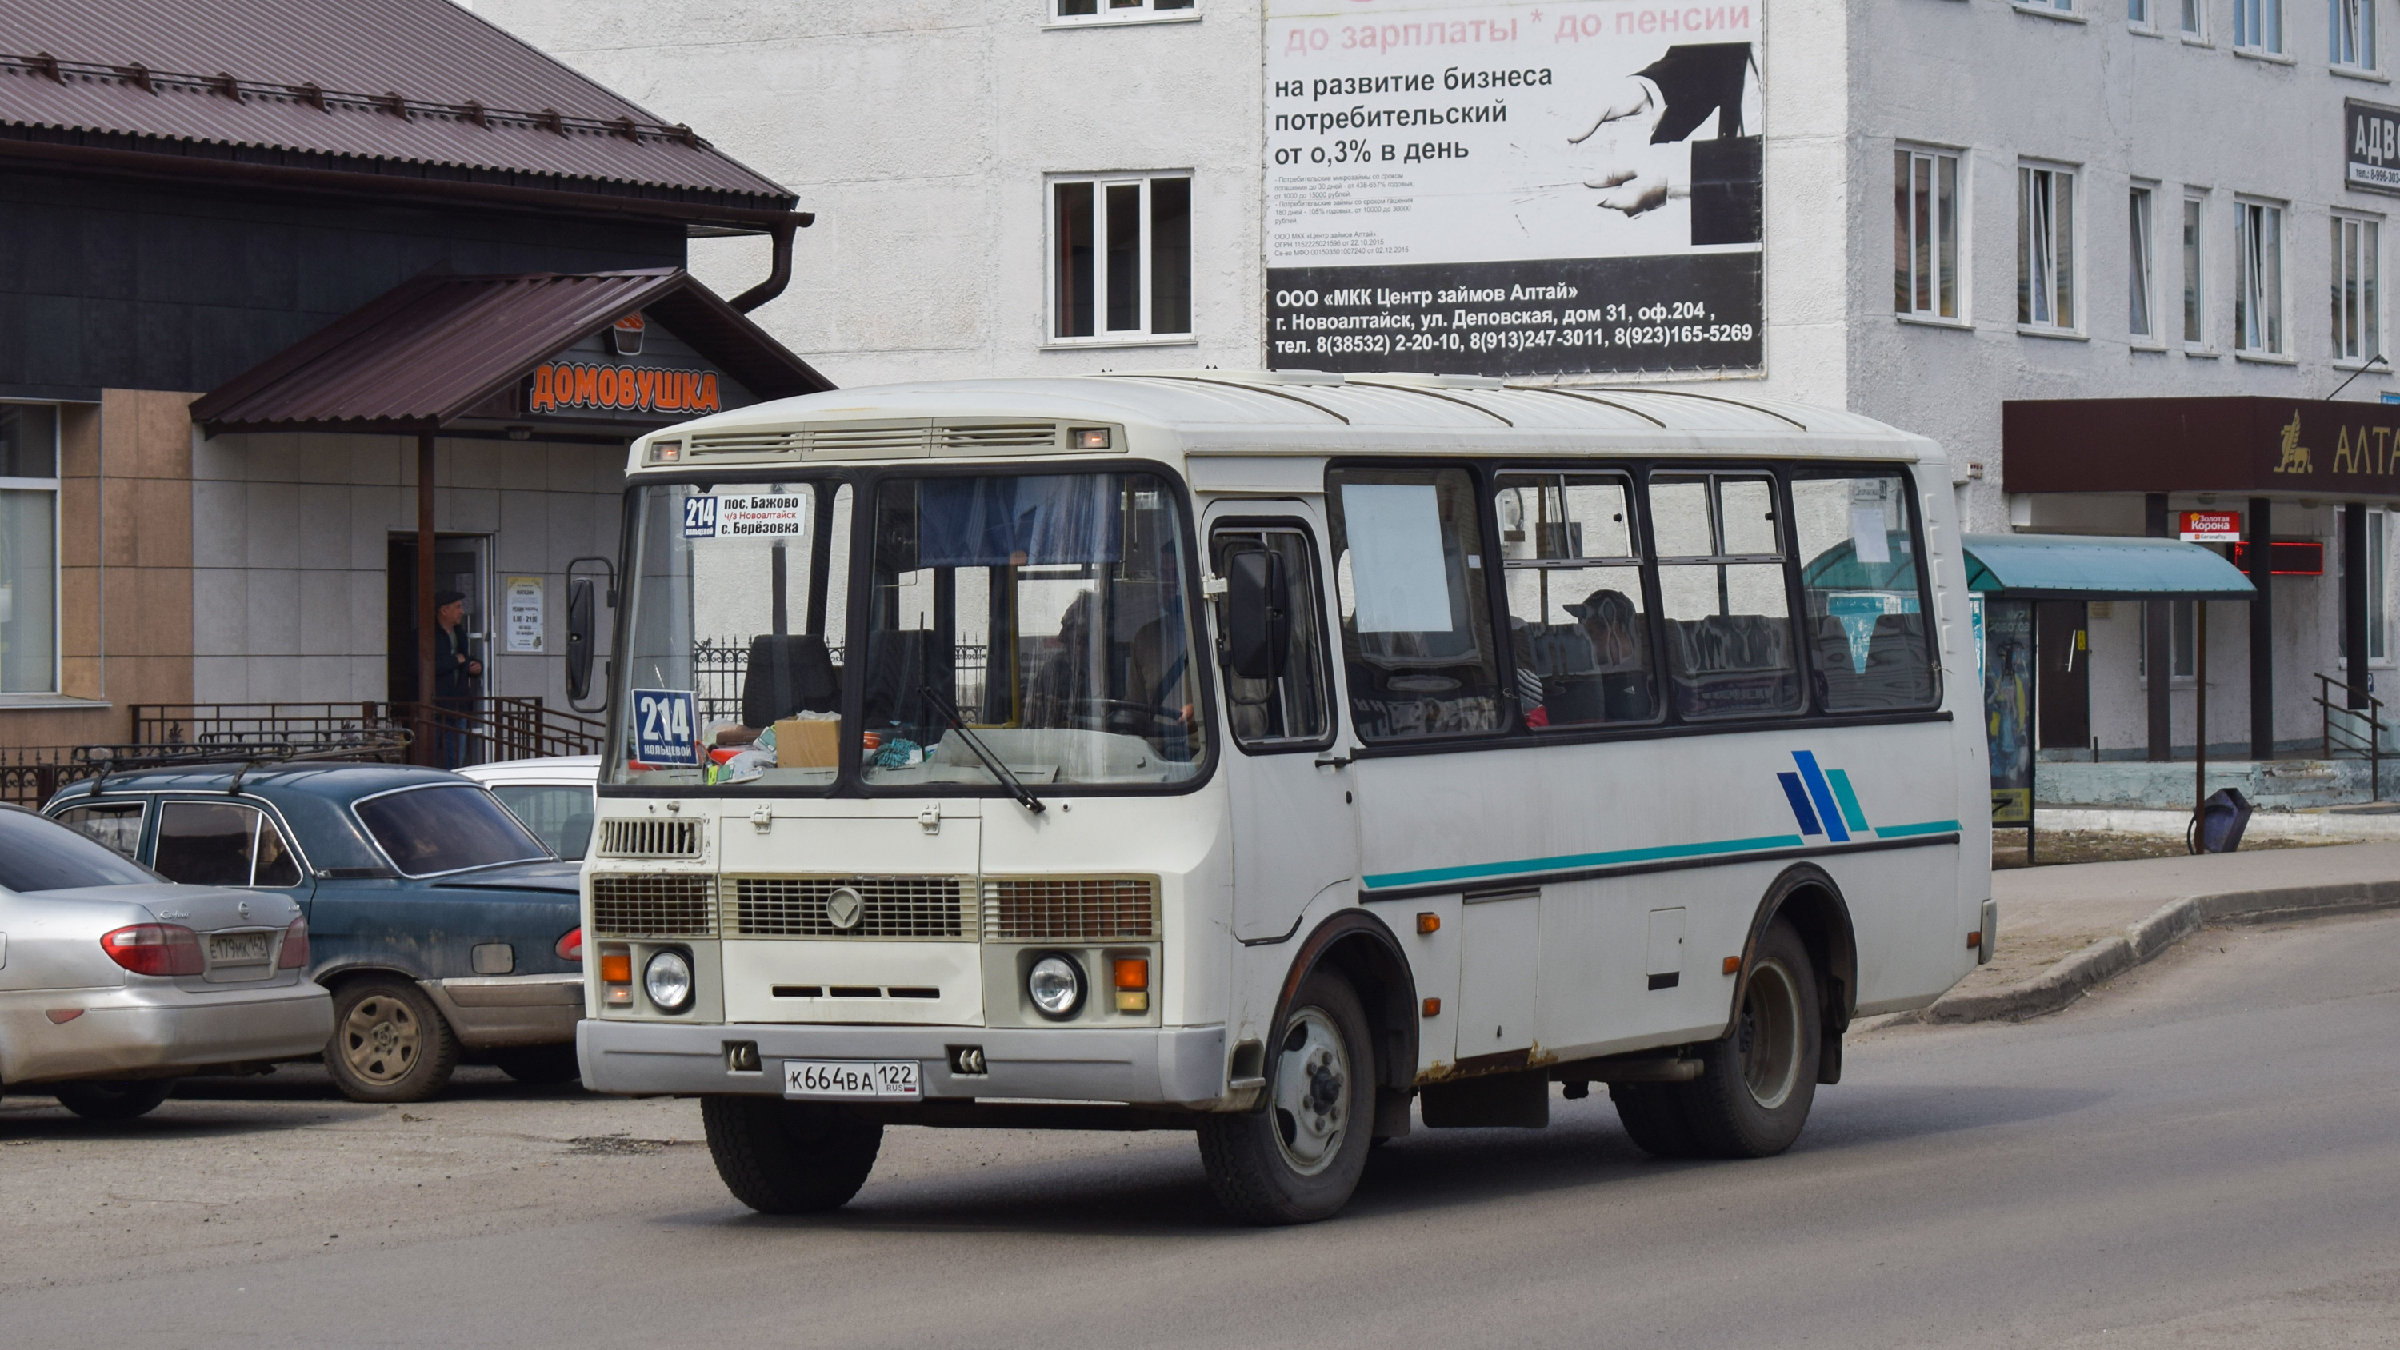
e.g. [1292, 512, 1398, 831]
[918, 684, 1046, 814]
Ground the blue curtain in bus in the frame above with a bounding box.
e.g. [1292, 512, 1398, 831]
[916, 475, 1124, 567]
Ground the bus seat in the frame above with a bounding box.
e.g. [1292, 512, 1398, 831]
[741, 634, 840, 730]
[1811, 613, 1936, 711]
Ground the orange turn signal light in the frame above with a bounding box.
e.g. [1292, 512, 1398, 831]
[1722, 956, 1742, 976]
[1416, 913, 1441, 935]
[1421, 997, 1442, 1017]
[1967, 930, 1982, 949]
[1112, 958, 1149, 990]
[599, 949, 633, 984]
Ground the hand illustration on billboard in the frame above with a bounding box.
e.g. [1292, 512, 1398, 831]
[1566, 77, 1683, 218]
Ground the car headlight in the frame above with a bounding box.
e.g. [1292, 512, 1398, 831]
[644, 949, 695, 1013]
[1027, 952, 1085, 1020]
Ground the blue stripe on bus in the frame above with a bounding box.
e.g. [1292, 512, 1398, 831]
[1775, 772, 1823, 836]
[1873, 818, 1964, 838]
[1360, 834, 1807, 891]
[1789, 751, 1850, 843]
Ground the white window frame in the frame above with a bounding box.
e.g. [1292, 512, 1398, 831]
[2016, 0, 2082, 17]
[2332, 0, 2379, 69]
[2137, 599, 2203, 684]
[0, 402, 62, 699]
[2234, 0, 2287, 53]
[2234, 196, 2289, 358]
[1895, 145, 1966, 323]
[2130, 182, 2162, 344]
[2181, 0, 2211, 41]
[1045, 171, 1196, 348]
[2018, 162, 2082, 334]
[2333, 211, 2384, 366]
[1047, 0, 1198, 26]
[2130, 0, 2162, 31]
[2183, 189, 2214, 351]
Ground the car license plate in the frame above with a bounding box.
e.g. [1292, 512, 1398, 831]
[783, 1059, 921, 1100]
[208, 933, 273, 965]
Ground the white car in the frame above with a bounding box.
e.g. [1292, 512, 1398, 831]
[460, 756, 599, 862]
[0, 804, 334, 1118]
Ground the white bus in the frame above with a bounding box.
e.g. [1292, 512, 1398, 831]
[578, 372, 1993, 1224]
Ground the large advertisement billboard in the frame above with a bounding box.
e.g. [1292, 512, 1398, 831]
[1265, 0, 1763, 377]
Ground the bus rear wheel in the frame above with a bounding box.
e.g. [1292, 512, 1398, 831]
[1197, 970, 1374, 1225]
[1679, 918, 1821, 1159]
[701, 1096, 883, 1214]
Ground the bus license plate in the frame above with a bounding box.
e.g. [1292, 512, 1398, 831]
[783, 1060, 921, 1101]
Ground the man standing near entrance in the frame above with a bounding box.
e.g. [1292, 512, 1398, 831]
[434, 589, 483, 768]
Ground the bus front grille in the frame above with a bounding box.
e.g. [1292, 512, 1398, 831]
[595, 818, 704, 859]
[982, 877, 1158, 941]
[591, 874, 715, 937]
[728, 876, 968, 939]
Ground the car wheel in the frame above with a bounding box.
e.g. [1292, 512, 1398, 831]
[53, 1079, 175, 1120]
[1195, 969, 1375, 1225]
[326, 977, 460, 1103]
[701, 1096, 884, 1214]
[1676, 918, 1822, 1159]
[490, 1044, 581, 1086]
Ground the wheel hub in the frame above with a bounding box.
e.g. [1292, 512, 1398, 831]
[1271, 1008, 1350, 1176]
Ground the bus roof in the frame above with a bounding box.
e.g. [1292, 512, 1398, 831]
[626, 372, 1942, 478]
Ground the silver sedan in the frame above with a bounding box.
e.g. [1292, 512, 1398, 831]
[0, 803, 334, 1119]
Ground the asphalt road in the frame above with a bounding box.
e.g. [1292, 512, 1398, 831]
[4, 912, 2397, 1349]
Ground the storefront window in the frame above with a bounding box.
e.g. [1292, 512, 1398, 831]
[0, 405, 60, 695]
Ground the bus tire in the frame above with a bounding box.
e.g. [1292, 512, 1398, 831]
[701, 1096, 883, 1214]
[1608, 1081, 1700, 1159]
[1196, 970, 1374, 1225]
[1681, 918, 1821, 1159]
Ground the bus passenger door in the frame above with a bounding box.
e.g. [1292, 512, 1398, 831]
[1206, 510, 1358, 944]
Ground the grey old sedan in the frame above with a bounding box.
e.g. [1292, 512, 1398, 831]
[0, 804, 334, 1118]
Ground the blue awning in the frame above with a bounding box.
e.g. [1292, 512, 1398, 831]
[1959, 533, 2255, 600]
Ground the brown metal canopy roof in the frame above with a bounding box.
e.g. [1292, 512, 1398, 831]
[191, 268, 832, 437]
[0, 0, 796, 226]
[2004, 396, 2400, 497]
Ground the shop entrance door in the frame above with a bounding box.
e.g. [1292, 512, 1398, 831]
[386, 535, 491, 702]
[2035, 600, 2090, 752]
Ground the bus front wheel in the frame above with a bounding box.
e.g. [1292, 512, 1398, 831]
[1197, 970, 1375, 1224]
[701, 1096, 883, 1214]
[1678, 917, 1822, 1159]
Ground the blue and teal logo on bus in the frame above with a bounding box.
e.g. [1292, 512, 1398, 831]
[1775, 750, 1957, 842]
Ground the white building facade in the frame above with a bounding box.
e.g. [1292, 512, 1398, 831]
[476, 0, 2400, 785]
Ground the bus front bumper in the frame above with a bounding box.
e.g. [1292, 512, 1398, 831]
[578, 1019, 1230, 1107]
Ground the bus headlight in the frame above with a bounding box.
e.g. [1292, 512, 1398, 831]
[644, 949, 695, 1013]
[1027, 953, 1085, 1020]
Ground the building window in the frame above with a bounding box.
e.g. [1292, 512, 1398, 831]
[2130, 185, 2158, 339]
[2334, 214, 2383, 364]
[2181, 0, 2208, 36]
[2019, 165, 2077, 330]
[1050, 174, 1193, 342]
[2333, 0, 2377, 65]
[2138, 600, 2199, 680]
[0, 404, 60, 696]
[2129, 0, 2152, 24]
[2183, 193, 2208, 345]
[2375, 510, 2390, 662]
[2235, 199, 2286, 354]
[2234, 0, 2285, 50]
[1894, 148, 1961, 319]
[1054, 0, 1195, 21]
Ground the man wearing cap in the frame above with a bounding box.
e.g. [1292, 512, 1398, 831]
[433, 589, 483, 767]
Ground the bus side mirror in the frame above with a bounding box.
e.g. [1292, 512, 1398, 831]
[566, 575, 596, 703]
[1226, 549, 1293, 681]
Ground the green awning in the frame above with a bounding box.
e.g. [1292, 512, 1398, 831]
[1959, 533, 2255, 600]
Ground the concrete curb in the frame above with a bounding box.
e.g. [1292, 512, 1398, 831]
[1913, 878, 2400, 1025]
[2037, 807, 2400, 842]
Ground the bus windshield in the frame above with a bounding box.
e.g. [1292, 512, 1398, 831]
[610, 469, 1208, 791]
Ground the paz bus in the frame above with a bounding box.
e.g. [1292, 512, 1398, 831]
[573, 372, 1993, 1224]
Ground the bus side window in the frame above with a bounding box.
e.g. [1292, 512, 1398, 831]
[1494, 472, 1659, 729]
[1325, 466, 1505, 741]
[1650, 473, 1804, 721]
[1210, 525, 1335, 749]
[1791, 472, 1940, 712]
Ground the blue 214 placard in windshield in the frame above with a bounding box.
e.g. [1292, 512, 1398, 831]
[630, 689, 699, 765]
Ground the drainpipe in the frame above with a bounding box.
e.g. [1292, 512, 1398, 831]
[729, 215, 806, 313]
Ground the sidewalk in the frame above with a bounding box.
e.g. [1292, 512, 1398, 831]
[1901, 842, 2400, 1023]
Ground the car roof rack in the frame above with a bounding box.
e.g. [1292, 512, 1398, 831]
[69, 730, 414, 798]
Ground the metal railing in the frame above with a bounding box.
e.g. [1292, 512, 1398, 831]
[2313, 672, 2386, 802]
[130, 699, 602, 770]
